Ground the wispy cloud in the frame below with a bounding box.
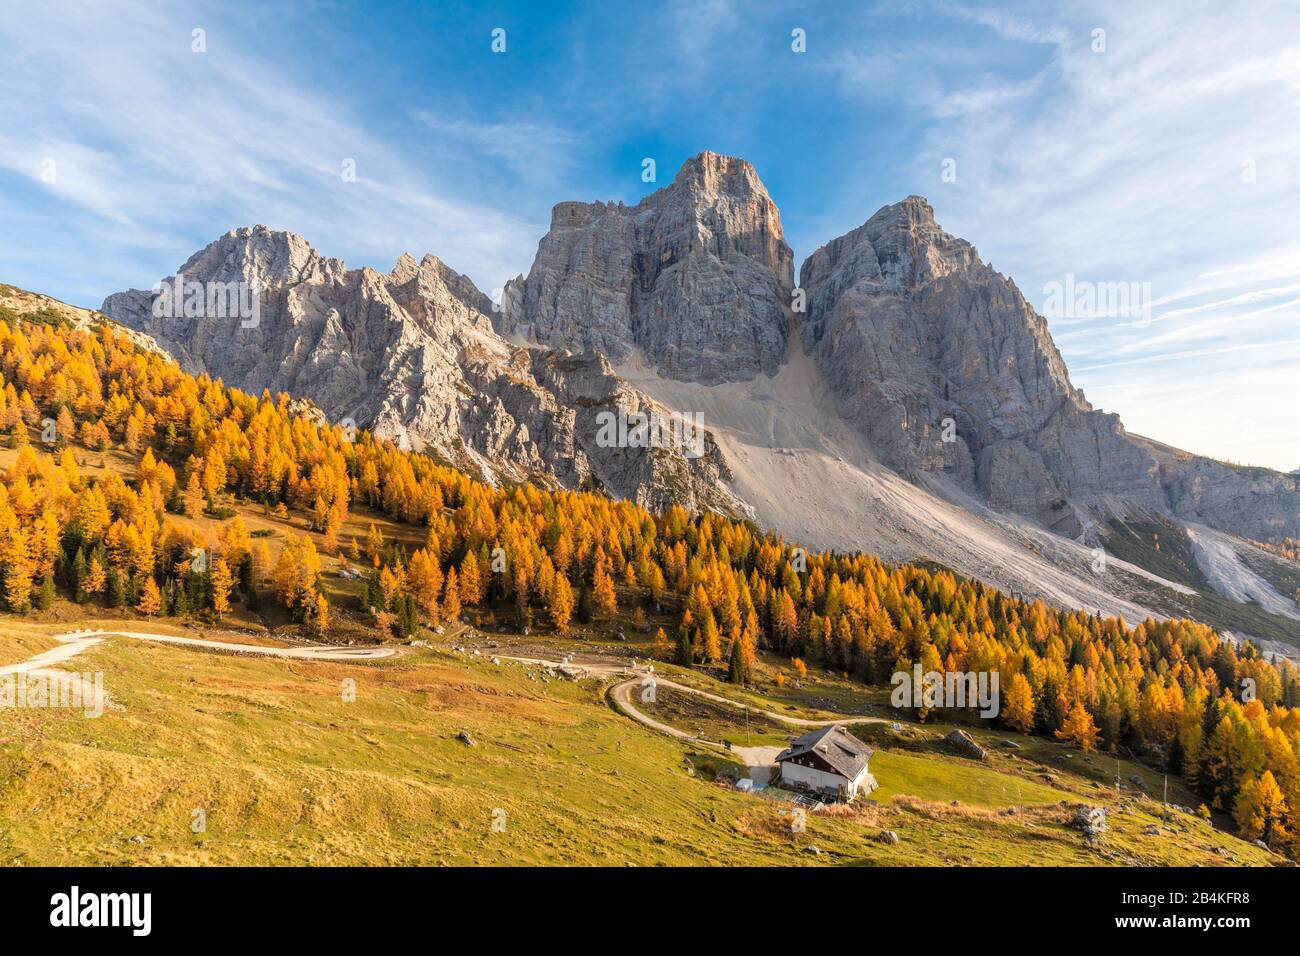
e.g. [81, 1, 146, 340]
[410, 111, 581, 185]
[935, 2, 1071, 46]
[821, 0, 1300, 471]
[0, 1, 544, 300]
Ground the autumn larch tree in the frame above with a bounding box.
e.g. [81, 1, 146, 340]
[1234, 771, 1288, 845]
[210, 557, 234, 618]
[652, 627, 669, 661]
[182, 470, 205, 519]
[592, 565, 617, 619]
[442, 567, 461, 622]
[1002, 672, 1035, 734]
[137, 577, 162, 616]
[1056, 700, 1100, 752]
[549, 575, 574, 635]
[81, 556, 107, 601]
[309, 592, 331, 639]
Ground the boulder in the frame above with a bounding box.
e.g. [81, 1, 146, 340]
[1070, 805, 1107, 838]
[945, 729, 988, 760]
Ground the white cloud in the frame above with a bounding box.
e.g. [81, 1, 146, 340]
[0, 1, 543, 299]
[935, 2, 1070, 46]
[410, 111, 581, 185]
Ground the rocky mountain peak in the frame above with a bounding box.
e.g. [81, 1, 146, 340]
[671, 150, 766, 199]
[798, 199, 1161, 530]
[177, 224, 344, 289]
[654, 150, 792, 286]
[888, 193, 937, 220]
[389, 251, 421, 282]
[497, 152, 793, 384]
[801, 196, 981, 305]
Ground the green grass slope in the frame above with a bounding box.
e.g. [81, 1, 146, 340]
[0, 622, 1280, 867]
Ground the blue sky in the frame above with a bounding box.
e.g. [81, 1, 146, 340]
[2, 0, 1298, 471]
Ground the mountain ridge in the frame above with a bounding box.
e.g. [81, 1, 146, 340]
[98, 224, 744, 518]
[93, 152, 1300, 653]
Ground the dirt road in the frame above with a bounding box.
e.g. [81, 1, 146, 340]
[495, 650, 888, 779]
[0, 628, 398, 713]
[58, 629, 399, 661]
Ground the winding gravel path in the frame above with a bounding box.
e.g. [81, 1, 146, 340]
[496, 652, 887, 777]
[43, 629, 399, 661]
[0, 632, 395, 686]
[0, 628, 398, 711]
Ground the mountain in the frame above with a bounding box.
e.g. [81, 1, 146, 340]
[99, 226, 742, 517]
[799, 197, 1162, 533]
[491, 154, 1300, 651]
[798, 195, 1300, 544]
[99, 153, 1300, 654]
[498, 151, 794, 384]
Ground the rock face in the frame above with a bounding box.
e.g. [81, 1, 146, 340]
[100, 226, 744, 517]
[516, 348, 741, 516]
[1136, 436, 1300, 543]
[498, 151, 794, 385]
[800, 198, 1300, 540]
[97, 156, 1300, 573]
